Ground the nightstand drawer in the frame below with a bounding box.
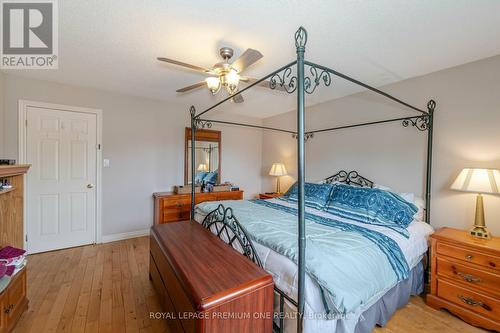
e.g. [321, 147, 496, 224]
[162, 198, 190, 209]
[437, 279, 500, 320]
[163, 208, 190, 222]
[437, 258, 500, 296]
[437, 243, 500, 271]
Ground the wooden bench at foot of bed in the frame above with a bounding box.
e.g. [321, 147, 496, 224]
[149, 221, 274, 333]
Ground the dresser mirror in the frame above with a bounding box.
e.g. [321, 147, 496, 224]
[185, 127, 221, 185]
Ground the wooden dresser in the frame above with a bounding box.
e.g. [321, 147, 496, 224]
[0, 165, 30, 332]
[258, 193, 281, 200]
[150, 222, 274, 332]
[153, 190, 243, 224]
[428, 227, 500, 331]
[0, 268, 27, 333]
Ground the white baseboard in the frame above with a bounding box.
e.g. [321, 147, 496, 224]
[101, 228, 150, 243]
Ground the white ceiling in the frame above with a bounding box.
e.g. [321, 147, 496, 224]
[4, 0, 500, 118]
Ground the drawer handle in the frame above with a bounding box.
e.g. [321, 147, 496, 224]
[458, 295, 491, 311]
[457, 272, 482, 283]
[4, 304, 14, 314]
[465, 255, 473, 261]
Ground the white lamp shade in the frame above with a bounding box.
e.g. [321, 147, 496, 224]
[269, 163, 287, 177]
[197, 163, 209, 172]
[205, 77, 220, 94]
[225, 69, 240, 86]
[451, 168, 500, 194]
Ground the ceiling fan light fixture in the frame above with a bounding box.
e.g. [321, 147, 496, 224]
[159, 46, 264, 102]
[225, 69, 240, 94]
[205, 77, 221, 94]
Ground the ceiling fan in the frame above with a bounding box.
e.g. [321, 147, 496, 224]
[157, 47, 282, 103]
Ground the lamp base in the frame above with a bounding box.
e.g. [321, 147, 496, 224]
[276, 177, 281, 194]
[469, 226, 491, 240]
[470, 193, 491, 239]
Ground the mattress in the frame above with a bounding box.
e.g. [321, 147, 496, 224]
[194, 198, 434, 332]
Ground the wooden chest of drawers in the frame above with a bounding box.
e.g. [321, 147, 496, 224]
[427, 227, 500, 331]
[0, 268, 27, 333]
[153, 190, 244, 224]
[149, 222, 274, 332]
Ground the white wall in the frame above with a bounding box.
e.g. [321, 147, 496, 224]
[262, 55, 500, 236]
[197, 111, 263, 196]
[1, 74, 262, 238]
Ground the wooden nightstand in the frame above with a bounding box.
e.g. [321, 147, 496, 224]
[427, 227, 500, 331]
[259, 193, 282, 199]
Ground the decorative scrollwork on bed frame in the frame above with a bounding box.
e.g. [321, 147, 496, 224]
[269, 63, 331, 95]
[402, 115, 430, 131]
[324, 170, 374, 188]
[304, 65, 331, 94]
[292, 132, 314, 142]
[194, 119, 213, 129]
[269, 67, 298, 93]
[202, 204, 263, 268]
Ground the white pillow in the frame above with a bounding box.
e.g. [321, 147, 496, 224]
[399, 192, 425, 221]
[374, 184, 425, 222]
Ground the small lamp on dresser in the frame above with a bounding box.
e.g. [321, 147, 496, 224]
[451, 168, 500, 239]
[269, 163, 287, 194]
[197, 163, 209, 172]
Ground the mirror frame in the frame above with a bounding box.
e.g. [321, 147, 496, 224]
[184, 127, 222, 185]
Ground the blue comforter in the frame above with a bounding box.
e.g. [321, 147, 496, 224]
[195, 199, 409, 314]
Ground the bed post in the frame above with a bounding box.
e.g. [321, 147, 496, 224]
[190, 105, 197, 223]
[295, 26, 307, 333]
[425, 100, 436, 224]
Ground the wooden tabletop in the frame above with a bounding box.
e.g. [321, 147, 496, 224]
[153, 190, 243, 198]
[431, 227, 500, 254]
[0, 164, 31, 177]
[151, 221, 273, 309]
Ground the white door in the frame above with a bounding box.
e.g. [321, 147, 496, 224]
[26, 106, 98, 253]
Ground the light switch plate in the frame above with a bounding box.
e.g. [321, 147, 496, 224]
[103, 159, 110, 168]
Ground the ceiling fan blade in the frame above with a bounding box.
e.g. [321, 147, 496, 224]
[231, 49, 263, 73]
[176, 81, 206, 93]
[241, 77, 288, 92]
[157, 57, 211, 74]
[232, 94, 244, 103]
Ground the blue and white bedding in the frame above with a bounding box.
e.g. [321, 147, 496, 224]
[194, 197, 433, 332]
[280, 182, 418, 237]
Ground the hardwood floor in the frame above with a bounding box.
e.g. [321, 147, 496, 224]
[14, 237, 488, 333]
[14, 236, 169, 333]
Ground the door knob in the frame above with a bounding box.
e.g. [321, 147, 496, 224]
[87, 183, 95, 189]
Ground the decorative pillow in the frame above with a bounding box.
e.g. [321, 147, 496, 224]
[326, 183, 418, 236]
[375, 183, 425, 222]
[203, 171, 218, 185]
[195, 171, 208, 184]
[280, 182, 335, 210]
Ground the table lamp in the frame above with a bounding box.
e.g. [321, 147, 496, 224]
[269, 163, 287, 193]
[451, 168, 500, 239]
[197, 163, 208, 172]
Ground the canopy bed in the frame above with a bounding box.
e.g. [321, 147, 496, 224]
[181, 27, 435, 333]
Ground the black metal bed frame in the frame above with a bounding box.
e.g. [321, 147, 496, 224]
[324, 170, 374, 188]
[200, 170, 373, 332]
[189, 27, 435, 333]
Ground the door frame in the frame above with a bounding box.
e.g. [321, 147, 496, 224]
[18, 100, 103, 251]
